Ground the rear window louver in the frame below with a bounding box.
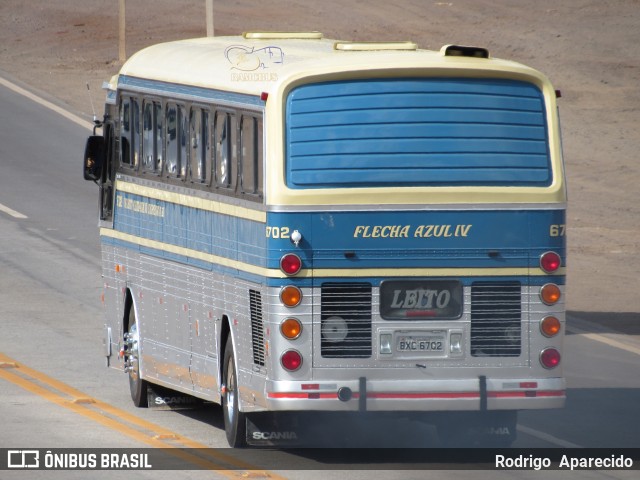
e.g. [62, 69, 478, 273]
[286, 78, 551, 188]
[320, 283, 372, 358]
[470, 281, 522, 357]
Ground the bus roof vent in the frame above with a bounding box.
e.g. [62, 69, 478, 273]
[441, 44, 490, 58]
[243, 31, 323, 40]
[334, 41, 418, 51]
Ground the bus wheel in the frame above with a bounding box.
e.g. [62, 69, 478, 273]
[126, 308, 148, 408]
[222, 336, 246, 447]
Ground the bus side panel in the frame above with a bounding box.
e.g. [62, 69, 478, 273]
[101, 242, 125, 370]
[102, 179, 269, 406]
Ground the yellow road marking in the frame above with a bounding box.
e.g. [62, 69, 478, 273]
[0, 353, 285, 478]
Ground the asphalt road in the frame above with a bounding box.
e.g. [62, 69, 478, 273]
[0, 79, 639, 479]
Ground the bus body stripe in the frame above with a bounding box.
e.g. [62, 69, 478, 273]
[101, 227, 283, 278]
[101, 227, 564, 279]
[267, 390, 566, 400]
[116, 180, 267, 223]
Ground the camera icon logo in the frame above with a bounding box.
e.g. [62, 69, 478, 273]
[7, 450, 40, 468]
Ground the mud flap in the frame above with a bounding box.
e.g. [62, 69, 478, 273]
[245, 413, 303, 447]
[146, 384, 205, 410]
[435, 411, 518, 447]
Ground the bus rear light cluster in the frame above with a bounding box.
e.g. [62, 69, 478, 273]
[540, 283, 561, 305]
[280, 253, 302, 276]
[280, 318, 302, 339]
[280, 286, 302, 307]
[540, 251, 561, 273]
[540, 316, 561, 337]
[540, 347, 561, 369]
[281, 349, 303, 371]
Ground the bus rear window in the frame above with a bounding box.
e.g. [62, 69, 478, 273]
[285, 78, 552, 188]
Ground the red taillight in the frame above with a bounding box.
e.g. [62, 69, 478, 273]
[540, 347, 561, 369]
[281, 350, 302, 371]
[540, 251, 561, 273]
[280, 253, 302, 276]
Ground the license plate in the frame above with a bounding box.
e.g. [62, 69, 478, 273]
[380, 280, 463, 320]
[397, 334, 445, 353]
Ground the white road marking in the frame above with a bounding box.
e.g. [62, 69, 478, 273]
[567, 322, 640, 357]
[517, 316, 640, 449]
[0, 202, 28, 219]
[0, 76, 94, 131]
[1, 75, 96, 221]
[580, 332, 640, 356]
[517, 424, 583, 448]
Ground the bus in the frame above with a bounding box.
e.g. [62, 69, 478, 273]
[83, 32, 566, 447]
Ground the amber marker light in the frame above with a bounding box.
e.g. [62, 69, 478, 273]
[540, 283, 561, 305]
[540, 251, 561, 273]
[280, 286, 302, 307]
[540, 316, 561, 337]
[281, 318, 302, 340]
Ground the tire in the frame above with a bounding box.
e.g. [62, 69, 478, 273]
[222, 336, 246, 447]
[127, 307, 148, 408]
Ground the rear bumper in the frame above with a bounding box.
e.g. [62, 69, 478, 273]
[265, 376, 565, 412]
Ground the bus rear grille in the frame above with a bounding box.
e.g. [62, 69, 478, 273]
[470, 281, 522, 357]
[249, 289, 265, 366]
[321, 283, 372, 358]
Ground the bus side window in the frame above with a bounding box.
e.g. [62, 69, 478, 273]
[142, 100, 154, 171]
[166, 103, 179, 176]
[240, 114, 263, 198]
[119, 96, 140, 169]
[178, 105, 188, 179]
[154, 102, 164, 174]
[202, 110, 211, 183]
[131, 98, 140, 168]
[214, 111, 236, 189]
[190, 107, 211, 184]
[142, 100, 164, 175]
[119, 98, 131, 167]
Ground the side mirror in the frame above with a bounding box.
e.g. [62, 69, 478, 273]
[83, 135, 105, 181]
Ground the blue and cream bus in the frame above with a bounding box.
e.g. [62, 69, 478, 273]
[83, 32, 566, 447]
